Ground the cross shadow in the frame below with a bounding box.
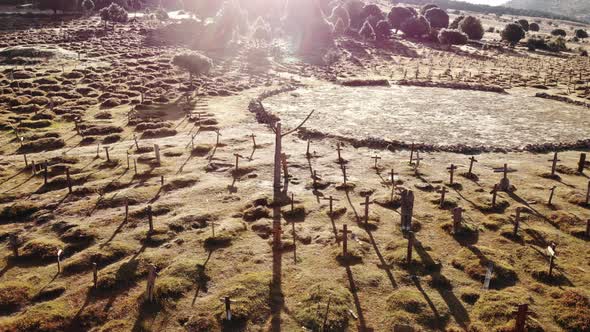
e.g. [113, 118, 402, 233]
[270, 188, 284, 332]
[365, 230, 398, 289]
[345, 266, 371, 331]
[191, 250, 213, 306]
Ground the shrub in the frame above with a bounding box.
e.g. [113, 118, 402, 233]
[552, 290, 590, 331]
[154, 7, 168, 20]
[420, 3, 438, 15]
[293, 282, 352, 331]
[374, 20, 392, 41]
[400, 15, 430, 38]
[449, 15, 464, 29]
[359, 20, 375, 40]
[529, 22, 540, 31]
[360, 4, 382, 23]
[424, 7, 449, 29]
[459, 16, 484, 40]
[501, 23, 525, 46]
[575, 29, 588, 39]
[526, 35, 546, 51]
[81, 0, 95, 13]
[547, 36, 567, 52]
[172, 53, 213, 81]
[581, 49, 589, 56]
[99, 3, 128, 27]
[438, 29, 468, 47]
[328, 5, 350, 29]
[551, 28, 566, 37]
[388, 6, 416, 33]
[344, 0, 365, 28]
[517, 19, 529, 31]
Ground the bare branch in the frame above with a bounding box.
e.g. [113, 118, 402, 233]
[281, 110, 315, 137]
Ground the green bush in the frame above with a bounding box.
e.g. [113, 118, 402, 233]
[401, 15, 431, 38]
[172, 53, 213, 80]
[388, 6, 416, 33]
[459, 15, 484, 40]
[517, 19, 529, 31]
[501, 23, 525, 45]
[375, 20, 392, 41]
[449, 15, 464, 29]
[424, 7, 449, 29]
[551, 28, 567, 37]
[575, 29, 588, 39]
[438, 28, 468, 46]
[529, 22, 540, 31]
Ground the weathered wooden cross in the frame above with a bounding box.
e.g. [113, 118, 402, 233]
[389, 168, 398, 201]
[401, 190, 414, 232]
[336, 143, 343, 164]
[234, 153, 244, 173]
[9, 234, 18, 258]
[339, 224, 353, 256]
[493, 164, 517, 191]
[146, 205, 154, 233]
[371, 155, 381, 170]
[468, 156, 478, 175]
[548, 186, 557, 205]
[360, 195, 373, 228]
[514, 304, 528, 332]
[452, 207, 462, 233]
[578, 153, 586, 173]
[413, 151, 423, 175]
[57, 249, 63, 274]
[220, 296, 236, 321]
[306, 140, 311, 158]
[547, 243, 557, 277]
[513, 207, 522, 237]
[482, 262, 493, 290]
[548, 152, 560, 176]
[250, 133, 257, 148]
[438, 187, 448, 208]
[146, 264, 157, 302]
[447, 164, 459, 184]
[322, 196, 340, 216]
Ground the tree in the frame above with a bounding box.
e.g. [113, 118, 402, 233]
[99, 3, 128, 28]
[374, 20, 392, 41]
[359, 20, 375, 40]
[501, 23, 525, 46]
[128, 0, 142, 16]
[328, 5, 350, 30]
[449, 15, 464, 29]
[575, 29, 588, 39]
[400, 15, 430, 38]
[529, 22, 539, 32]
[360, 3, 382, 23]
[459, 16, 484, 40]
[344, 0, 365, 29]
[517, 19, 529, 32]
[172, 53, 213, 87]
[155, 7, 168, 20]
[551, 29, 566, 37]
[438, 28, 468, 48]
[424, 7, 448, 29]
[82, 0, 95, 14]
[387, 6, 415, 34]
[420, 3, 438, 15]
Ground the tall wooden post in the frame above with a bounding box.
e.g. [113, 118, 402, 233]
[147, 205, 153, 233]
[92, 262, 98, 289]
[273, 123, 282, 193]
[513, 207, 521, 237]
[66, 167, 72, 194]
[578, 153, 586, 173]
[452, 207, 462, 233]
[406, 231, 414, 264]
[515, 304, 528, 332]
[401, 190, 414, 232]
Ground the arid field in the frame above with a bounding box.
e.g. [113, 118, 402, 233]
[0, 0, 589, 331]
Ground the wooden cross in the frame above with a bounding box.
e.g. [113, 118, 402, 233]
[406, 231, 414, 264]
[57, 249, 63, 274]
[548, 152, 560, 176]
[104, 147, 110, 162]
[438, 187, 448, 208]
[339, 224, 353, 256]
[452, 207, 462, 233]
[336, 143, 343, 163]
[146, 264, 157, 302]
[514, 304, 528, 332]
[210, 220, 220, 237]
[548, 186, 557, 205]
[234, 153, 244, 172]
[578, 153, 586, 173]
[409, 143, 415, 164]
[43, 161, 49, 185]
[154, 144, 161, 165]
[322, 196, 340, 216]
[401, 190, 414, 232]
[220, 296, 237, 321]
[306, 140, 311, 158]
[360, 195, 373, 227]
[250, 133, 257, 148]
[341, 165, 348, 185]
[215, 129, 222, 147]
[9, 234, 18, 258]
[146, 205, 153, 233]
[413, 151, 423, 175]
[371, 155, 381, 170]
[586, 181, 590, 205]
[389, 168, 398, 201]
[468, 156, 478, 175]
[66, 167, 72, 194]
[513, 207, 522, 237]
[493, 163, 517, 179]
[125, 197, 129, 221]
[312, 170, 319, 189]
[92, 262, 98, 289]
[547, 243, 557, 277]
[447, 164, 459, 184]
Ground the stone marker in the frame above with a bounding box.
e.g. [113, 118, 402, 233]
[92, 262, 98, 289]
[513, 207, 522, 237]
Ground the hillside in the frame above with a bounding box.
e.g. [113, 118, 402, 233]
[505, 0, 590, 21]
